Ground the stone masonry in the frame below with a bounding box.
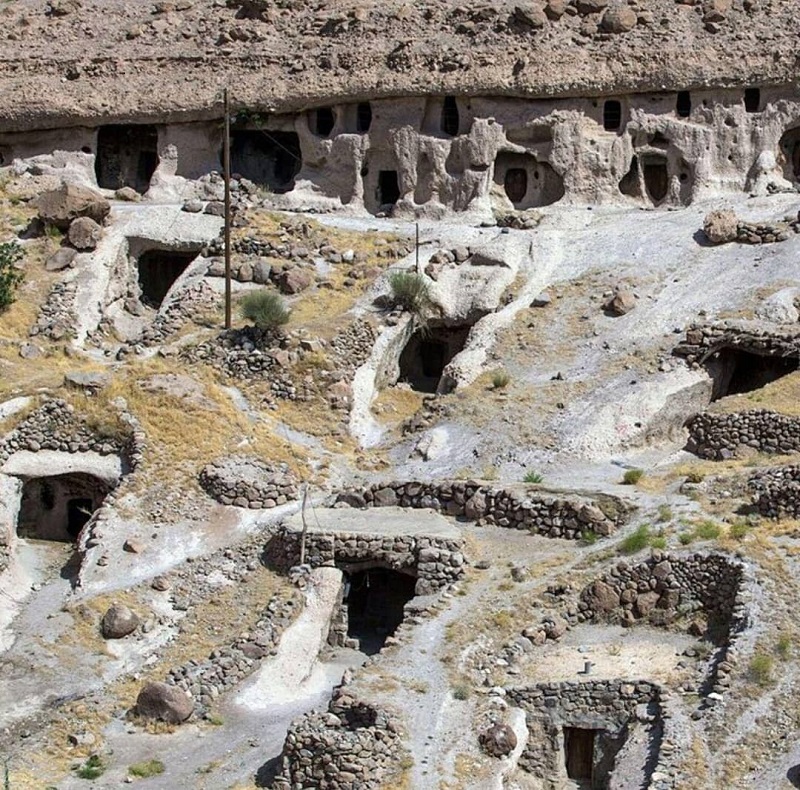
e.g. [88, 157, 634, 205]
[199, 455, 299, 509]
[749, 464, 800, 519]
[687, 409, 800, 460]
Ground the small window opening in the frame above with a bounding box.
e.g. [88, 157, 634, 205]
[603, 100, 622, 131]
[676, 91, 692, 118]
[377, 170, 400, 207]
[441, 96, 460, 136]
[744, 88, 761, 113]
[356, 102, 372, 133]
[504, 168, 528, 204]
[314, 107, 335, 137]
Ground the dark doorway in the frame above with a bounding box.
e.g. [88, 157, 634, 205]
[603, 100, 622, 131]
[356, 102, 372, 133]
[137, 249, 199, 308]
[744, 88, 761, 113]
[17, 473, 111, 542]
[441, 96, 460, 136]
[313, 107, 335, 137]
[619, 155, 641, 198]
[504, 168, 528, 204]
[676, 91, 692, 118]
[95, 125, 158, 193]
[229, 130, 301, 193]
[344, 568, 417, 655]
[707, 348, 799, 401]
[398, 325, 472, 393]
[779, 127, 800, 181]
[377, 170, 400, 208]
[643, 158, 669, 203]
[564, 727, 595, 783]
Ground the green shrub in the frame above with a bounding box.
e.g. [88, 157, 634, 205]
[388, 271, 430, 313]
[656, 504, 673, 523]
[0, 240, 24, 312]
[452, 683, 471, 700]
[491, 370, 511, 390]
[129, 760, 165, 778]
[622, 468, 644, 485]
[749, 652, 774, 686]
[239, 290, 289, 329]
[694, 520, 721, 540]
[580, 530, 598, 546]
[729, 521, 749, 540]
[523, 470, 543, 484]
[75, 755, 105, 780]
[776, 634, 792, 661]
[678, 532, 694, 546]
[618, 525, 651, 555]
[650, 535, 667, 550]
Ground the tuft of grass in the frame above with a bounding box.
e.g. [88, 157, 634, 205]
[239, 290, 290, 329]
[650, 534, 667, 550]
[685, 471, 705, 484]
[491, 370, 511, 390]
[679, 532, 694, 546]
[128, 760, 165, 778]
[748, 652, 774, 687]
[580, 529, 598, 546]
[75, 755, 106, 780]
[523, 470, 543, 484]
[656, 504, 673, 523]
[729, 521, 749, 540]
[388, 271, 431, 314]
[776, 635, 792, 661]
[452, 683, 471, 700]
[618, 524, 651, 555]
[694, 520, 721, 541]
[622, 468, 644, 485]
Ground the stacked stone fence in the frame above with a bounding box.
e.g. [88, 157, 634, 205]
[673, 322, 800, 365]
[686, 409, 800, 460]
[199, 455, 299, 509]
[579, 552, 751, 697]
[265, 526, 465, 596]
[333, 480, 632, 540]
[749, 464, 800, 518]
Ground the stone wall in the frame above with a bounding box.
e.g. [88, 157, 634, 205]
[673, 321, 800, 365]
[579, 552, 750, 697]
[265, 525, 465, 596]
[29, 281, 78, 342]
[749, 465, 800, 519]
[199, 456, 299, 509]
[686, 409, 800, 460]
[271, 688, 402, 790]
[334, 480, 631, 540]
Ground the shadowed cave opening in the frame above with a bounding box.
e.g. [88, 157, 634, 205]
[17, 473, 111, 542]
[95, 124, 158, 194]
[603, 100, 622, 131]
[706, 347, 799, 401]
[745, 88, 761, 113]
[229, 130, 301, 193]
[779, 127, 800, 182]
[137, 249, 199, 308]
[441, 96, 460, 136]
[563, 725, 627, 789]
[377, 170, 400, 208]
[344, 567, 417, 655]
[676, 91, 692, 118]
[398, 325, 472, 393]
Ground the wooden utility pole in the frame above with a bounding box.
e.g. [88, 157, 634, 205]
[415, 222, 420, 274]
[223, 87, 232, 329]
[299, 484, 309, 566]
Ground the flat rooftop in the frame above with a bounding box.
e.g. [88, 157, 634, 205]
[284, 506, 461, 540]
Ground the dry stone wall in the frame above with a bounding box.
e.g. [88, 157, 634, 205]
[334, 480, 631, 540]
[687, 409, 800, 460]
[749, 465, 800, 519]
[199, 456, 299, 509]
[674, 322, 800, 365]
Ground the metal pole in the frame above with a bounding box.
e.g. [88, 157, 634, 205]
[223, 87, 232, 330]
[415, 222, 420, 274]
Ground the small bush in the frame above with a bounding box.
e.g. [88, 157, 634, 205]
[388, 271, 430, 313]
[75, 755, 106, 780]
[452, 683, 471, 700]
[685, 471, 705, 484]
[678, 532, 694, 546]
[523, 470, 543, 484]
[622, 468, 644, 485]
[0, 240, 24, 313]
[729, 522, 749, 540]
[749, 652, 774, 686]
[776, 635, 792, 661]
[239, 290, 290, 329]
[129, 760, 165, 778]
[491, 370, 511, 389]
[656, 504, 673, 523]
[580, 530, 598, 546]
[694, 520, 721, 540]
[618, 525, 651, 555]
[650, 535, 667, 550]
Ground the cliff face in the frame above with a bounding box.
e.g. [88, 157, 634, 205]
[1, 0, 798, 130]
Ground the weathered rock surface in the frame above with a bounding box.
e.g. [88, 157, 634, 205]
[135, 682, 193, 723]
[33, 184, 110, 230]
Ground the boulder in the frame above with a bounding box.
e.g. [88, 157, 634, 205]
[634, 590, 661, 618]
[605, 289, 636, 316]
[64, 371, 111, 393]
[101, 604, 140, 639]
[33, 184, 110, 230]
[545, 0, 569, 18]
[703, 0, 731, 22]
[576, 0, 609, 13]
[601, 5, 637, 32]
[703, 210, 738, 244]
[513, 3, 547, 27]
[135, 681, 193, 723]
[587, 580, 620, 613]
[45, 247, 77, 272]
[253, 260, 272, 284]
[278, 267, 313, 294]
[68, 217, 103, 250]
[479, 723, 518, 757]
[373, 487, 398, 507]
[464, 491, 488, 520]
[114, 187, 141, 202]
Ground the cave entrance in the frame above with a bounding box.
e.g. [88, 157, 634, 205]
[745, 87, 761, 114]
[676, 91, 692, 118]
[377, 170, 400, 208]
[441, 96, 460, 136]
[95, 124, 158, 194]
[564, 727, 596, 784]
[779, 128, 800, 182]
[137, 249, 199, 308]
[344, 567, 417, 655]
[356, 102, 372, 133]
[229, 130, 301, 193]
[17, 473, 111, 542]
[313, 107, 335, 137]
[504, 168, 528, 204]
[707, 347, 799, 401]
[398, 324, 472, 393]
[642, 157, 669, 203]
